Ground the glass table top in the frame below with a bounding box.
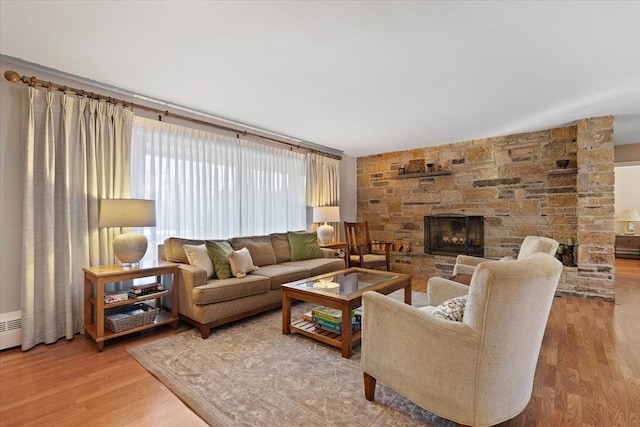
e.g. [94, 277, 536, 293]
[285, 269, 399, 297]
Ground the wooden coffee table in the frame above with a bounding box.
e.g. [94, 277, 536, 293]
[281, 267, 412, 358]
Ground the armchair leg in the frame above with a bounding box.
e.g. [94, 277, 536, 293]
[363, 372, 377, 401]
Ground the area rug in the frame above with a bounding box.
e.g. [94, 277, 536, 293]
[128, 291, 456, 426]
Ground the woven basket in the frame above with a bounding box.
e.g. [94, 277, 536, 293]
[105, 303, 159, 332]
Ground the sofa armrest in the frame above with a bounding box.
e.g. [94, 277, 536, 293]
[320, 248, 335, 258]
[427, 277, 470, 306]
[361, 292, 478, 413]
[452, 254, 490, 275]
[176, 264, 208, 317]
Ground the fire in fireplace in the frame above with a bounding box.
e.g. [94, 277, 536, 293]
[424, 215, 484, 257]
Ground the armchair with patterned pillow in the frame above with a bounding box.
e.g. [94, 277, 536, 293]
[361, 253, 563, 426]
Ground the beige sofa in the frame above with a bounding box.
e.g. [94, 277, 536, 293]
[159, 233, 345, 338]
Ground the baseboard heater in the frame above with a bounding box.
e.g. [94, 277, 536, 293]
[0, 311, 22, 350]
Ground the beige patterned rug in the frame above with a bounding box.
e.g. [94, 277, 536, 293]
[128, 291, 456, 426]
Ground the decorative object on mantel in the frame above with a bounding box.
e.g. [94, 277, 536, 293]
[398, 167, 405, 175]
[556, 159, 570, 169]
[405, 159, 425, 174]
[426, 163, 434, 172]
[313, 206, 341, 244]
[617, 209, 640, 235]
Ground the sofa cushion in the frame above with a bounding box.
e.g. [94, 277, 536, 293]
[271, 232, 292, 263]
[280, 258, 346, 277]
[164, 237, 205, 264]
[228, 247, 259, 278]
[184, 244, 215, 279]
[205, 240, 233, 280]
[192, 275, 271, 305]
[253, 264, 310, 290]
[288, 231, 323, 261]
[229, 235, 277, 267]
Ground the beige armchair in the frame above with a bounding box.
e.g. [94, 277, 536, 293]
[361, 253, 563, 427]
[453, 235, 559, 276]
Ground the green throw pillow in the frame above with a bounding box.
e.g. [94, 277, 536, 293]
[205, 240, 233, 280]
[288, 232, 323, 261]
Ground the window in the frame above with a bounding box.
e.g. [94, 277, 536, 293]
[130, 117, 307, 257]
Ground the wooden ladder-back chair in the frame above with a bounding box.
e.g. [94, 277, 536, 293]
[344, 221, 391, 271]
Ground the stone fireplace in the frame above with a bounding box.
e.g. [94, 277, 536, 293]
[355, 116, 615, 301]
[425, 215, 484, 257]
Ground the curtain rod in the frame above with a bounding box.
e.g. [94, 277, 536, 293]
[3, 70, 342, 161]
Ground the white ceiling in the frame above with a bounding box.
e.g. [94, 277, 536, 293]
[1, 1, 639, 157]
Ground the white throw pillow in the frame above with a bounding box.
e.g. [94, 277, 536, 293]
[184, 244, 215, 279]
[228, 247, 259, 278]
[431, 295, 467, 322]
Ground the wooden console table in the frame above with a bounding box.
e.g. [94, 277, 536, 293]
[83, 261, 179, 351]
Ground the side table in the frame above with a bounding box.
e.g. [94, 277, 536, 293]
[83, 261, 179, 351]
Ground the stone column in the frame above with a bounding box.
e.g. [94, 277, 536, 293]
[574, 116, 615, 300]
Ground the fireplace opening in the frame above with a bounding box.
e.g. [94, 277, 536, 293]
[425, 215, 484, 257]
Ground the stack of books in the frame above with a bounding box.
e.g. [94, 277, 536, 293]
[128, 282, 164, 298]
[311, 306, 361, 334]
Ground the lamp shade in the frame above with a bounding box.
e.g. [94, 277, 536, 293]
[618, 208, 640, 234]
[99, 199, 156, 267]
[99, 199, 156, 228]
[617, 209, 640, 222]
[312, 206, 340, 223]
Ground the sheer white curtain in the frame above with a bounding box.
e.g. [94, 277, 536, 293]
[307, 153, 341, 237]
[21, 87, 132, 350]
[130, 117, 306, 253]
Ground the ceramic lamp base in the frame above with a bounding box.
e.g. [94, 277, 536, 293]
[625, 222, 636, 235]
[317, 223, 335, 244]
[113, 232, 148, 267]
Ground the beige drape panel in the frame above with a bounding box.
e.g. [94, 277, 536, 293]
[306, 153, 341, 239]
[21, 87, 133, 350]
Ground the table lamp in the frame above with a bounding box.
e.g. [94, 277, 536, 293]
[313, 206, 340, 244]
[618, 209, 640, 235]
[99, 199, 156, 267]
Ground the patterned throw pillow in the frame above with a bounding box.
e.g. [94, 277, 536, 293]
[228, 247, 259, 278]
[431, 295, 468, 322]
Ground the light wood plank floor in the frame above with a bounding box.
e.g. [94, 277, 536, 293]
[1, 259, 638, 426]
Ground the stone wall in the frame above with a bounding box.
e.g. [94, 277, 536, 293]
[356, 116, 615, 300]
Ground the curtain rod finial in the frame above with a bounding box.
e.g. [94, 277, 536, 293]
[4, 70, 20, 83]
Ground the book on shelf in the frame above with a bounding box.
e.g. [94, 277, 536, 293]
[302, 311, 313, 321]
[129, 283, 164, 297]
[104, 291, 128, 304]
[313, 316, 361, 334]
[312, 306, 347, 323]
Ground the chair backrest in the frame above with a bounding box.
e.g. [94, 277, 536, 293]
[464, 252, 562, 417]
[517, 235, 559, 259]
[344, 221, 372, 255]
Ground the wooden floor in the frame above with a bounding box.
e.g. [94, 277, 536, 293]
[1, 259, 638, 427]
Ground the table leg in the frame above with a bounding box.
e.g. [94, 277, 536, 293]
[341, 305, 352, 358]
[282, 291, 291, 335]
[404, 281, 412, 305]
